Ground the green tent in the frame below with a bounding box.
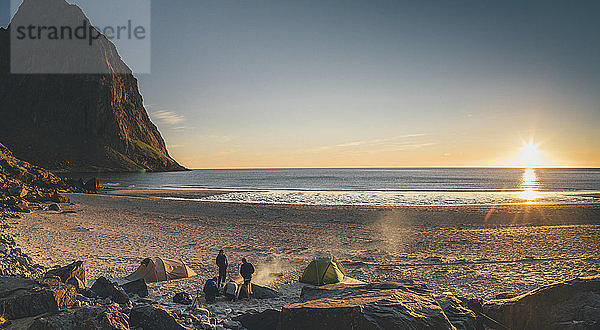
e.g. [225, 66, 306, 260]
[299, 257, 346, 286]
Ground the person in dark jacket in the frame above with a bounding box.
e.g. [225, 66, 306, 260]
[203, 277, 219, 303]
[239, 257, 255, 299]
[216, 250, 228, 289]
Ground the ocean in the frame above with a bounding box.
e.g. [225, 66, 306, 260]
[79, 168, 600, 206]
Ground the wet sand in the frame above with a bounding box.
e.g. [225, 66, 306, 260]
[104, 188, 234, 200]
[9, 191, 600, 312]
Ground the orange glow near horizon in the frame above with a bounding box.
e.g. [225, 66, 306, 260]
[165, 132, 599, 169]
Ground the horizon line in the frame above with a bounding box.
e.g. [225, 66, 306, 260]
[184, 166, 600, 170]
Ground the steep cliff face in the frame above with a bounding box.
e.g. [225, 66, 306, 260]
[0, 0, 185, 172]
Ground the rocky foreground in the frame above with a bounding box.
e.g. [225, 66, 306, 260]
[1, 201, 599, 329]
[1, 200, 599, 329]
[0, 231, 599, 330]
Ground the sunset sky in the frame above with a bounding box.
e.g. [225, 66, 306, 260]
[4, 1, 600, 168]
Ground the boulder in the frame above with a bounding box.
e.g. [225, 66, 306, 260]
[50, 192, 69, 204]
[111, 287, 130, 305]
[222, 320, 242, 329]
[78, 288, 97, 299]
[91, 277, 130, 305]
[251, 284, 279, 299]
[11, 200, 31, 213]
[483, 275, 600, 329]
[45, 261, 87, 288]
[233, 309, 281, 330]
[28, 305, 129, 330]
[0, 277, 76, 320]
[91, 276, 117, 298]
[47, 203, 60, 212]
[129, 304, 188, 330]
[66, 277, 85, 291]
[121, 278, 149, 298]
[280, 282, 454, 329]
[231, 280, 279, 300]
[173, 292, 192, 305]
[7, 186, 28, 198]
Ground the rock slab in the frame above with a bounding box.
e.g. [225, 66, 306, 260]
[251, 284, 279, 300]
[483, 275, 600, 329]
[45, 261, 87, 288]
[28, 305, 129, 330]
[129, 304, 189, 330]
[281, 282, 454, 330]
[436, 294, 480, 330]
[121, 278, 149, 298]
[91, 277, 130, 305]
[233, 309, 281, 330]
[0, 277, 76, 320]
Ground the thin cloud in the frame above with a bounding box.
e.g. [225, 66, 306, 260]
[152, 110, 185, 125]
[173, 126, 195, 130]
[311, 134, 427, 152]
[341, 142, 438, 155]
[376, 142, 438, 152]
[199, 135, 236, 143]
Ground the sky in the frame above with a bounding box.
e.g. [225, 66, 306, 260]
[3, 1, 600, 168]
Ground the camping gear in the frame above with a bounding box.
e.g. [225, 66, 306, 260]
[125, 258, 197, 283]
[299, 257, 346, 286]
[191, 282, 201, 309]
[224, 280, 238, 301]
[203, 278, 219, 303]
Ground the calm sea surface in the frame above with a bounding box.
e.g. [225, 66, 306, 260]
[77, 168, 600, 206]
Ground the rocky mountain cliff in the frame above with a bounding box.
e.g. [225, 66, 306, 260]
[0, 0, 185, 172]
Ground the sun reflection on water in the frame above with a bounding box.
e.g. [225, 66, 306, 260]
[519, 169, 540, 202]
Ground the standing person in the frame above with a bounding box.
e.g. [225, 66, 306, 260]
[239, 257, 255, 299]
[216, 249, 228, 289]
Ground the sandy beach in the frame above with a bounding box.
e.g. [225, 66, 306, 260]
[9, 190, 600, 315]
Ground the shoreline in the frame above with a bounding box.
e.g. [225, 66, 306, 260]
[104, 188, 600, 210]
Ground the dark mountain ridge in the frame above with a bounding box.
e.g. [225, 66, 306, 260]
[0, 0, 185, 172]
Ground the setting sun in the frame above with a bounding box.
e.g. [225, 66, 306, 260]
[512, 141, 550, 168]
